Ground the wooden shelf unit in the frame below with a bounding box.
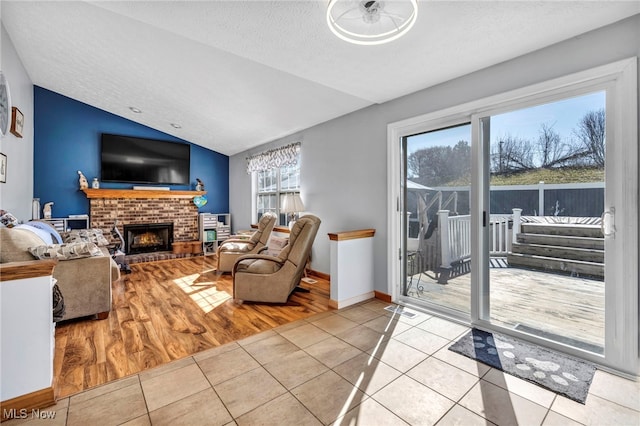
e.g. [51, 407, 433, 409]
[41, 216, 89, 232]
[199, 213, 231, 255]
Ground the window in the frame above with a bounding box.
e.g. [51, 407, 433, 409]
[256, 163, 300, 226]
[248, 142, 301, 226]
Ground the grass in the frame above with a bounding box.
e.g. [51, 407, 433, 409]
[444, 167, 604, 186]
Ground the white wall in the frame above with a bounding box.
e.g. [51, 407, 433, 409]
[233, 14, 640, 292]
[0, 23, 34, 222]
[1, 275, 54, 401]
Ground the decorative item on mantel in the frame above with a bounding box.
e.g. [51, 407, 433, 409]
[92, 177, 100, 189]
[193, 195, 208, 208]
[195, 178, 205, 191]
[77, 170, 88, 189]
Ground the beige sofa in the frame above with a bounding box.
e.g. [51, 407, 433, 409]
[0, 226, 119, 321]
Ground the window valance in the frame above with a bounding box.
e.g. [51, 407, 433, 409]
[246, 142, 301, 174]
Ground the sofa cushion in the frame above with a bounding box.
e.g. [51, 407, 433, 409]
[0, 227, 43, 263]
[29, 242, 103, 260]
[62, 229, 110, 246]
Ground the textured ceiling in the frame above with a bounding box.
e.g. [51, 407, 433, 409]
[2, 1, 639, 156]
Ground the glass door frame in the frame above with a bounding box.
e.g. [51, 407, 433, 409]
[471, 86, 611, 353]
[391, 112, 474, 322]
[387, 57, 638, 376]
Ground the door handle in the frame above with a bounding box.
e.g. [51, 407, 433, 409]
[600, 207, 616, 238]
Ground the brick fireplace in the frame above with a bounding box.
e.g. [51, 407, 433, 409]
[124, 222, 174, 254]
[84, 189, 202, 249]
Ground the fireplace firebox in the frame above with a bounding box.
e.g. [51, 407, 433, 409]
[124, 223, 174, 254]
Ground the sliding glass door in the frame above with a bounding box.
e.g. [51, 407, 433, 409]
[390, 59, 638, 375]
[479, 91, 607, 354]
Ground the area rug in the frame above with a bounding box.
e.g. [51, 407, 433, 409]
[448, 328, 596, 404]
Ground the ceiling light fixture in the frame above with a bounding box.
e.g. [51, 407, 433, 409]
[327, 0, 418, 46]
[129, 106, 142, 113]
[170, 123, 182, 129]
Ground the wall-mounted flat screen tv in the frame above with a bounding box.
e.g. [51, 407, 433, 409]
[101, 134, 191, 185]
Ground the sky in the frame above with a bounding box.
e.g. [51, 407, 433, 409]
[407, 90, 606, 155]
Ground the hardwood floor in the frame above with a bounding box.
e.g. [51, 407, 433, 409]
[53, 256, 331, 398]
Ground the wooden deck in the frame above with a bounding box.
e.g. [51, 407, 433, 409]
[407, 259, 605, 352]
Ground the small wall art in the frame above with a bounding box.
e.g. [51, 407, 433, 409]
[10, 107, 23, 138]
[0, 153, 7, 183]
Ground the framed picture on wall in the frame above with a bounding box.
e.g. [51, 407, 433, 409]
[10, 107, 24, 138]
[0, 153, 6, 183]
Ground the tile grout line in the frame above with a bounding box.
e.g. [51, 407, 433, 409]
[220, 330, 329, 424]
[193, 353, 236, 424]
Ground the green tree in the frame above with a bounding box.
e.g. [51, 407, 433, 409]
[408, 140, 471, 186]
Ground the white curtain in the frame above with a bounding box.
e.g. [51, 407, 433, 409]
[246, 142, 301, 174]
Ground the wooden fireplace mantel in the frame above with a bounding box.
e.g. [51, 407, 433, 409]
[82, 189, 206, 199]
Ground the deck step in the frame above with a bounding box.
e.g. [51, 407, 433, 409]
[511, 242, 604, 263]
[517, 233, 604, 250]
[521, 223, 603, 238]
[507, 253, 604, 278]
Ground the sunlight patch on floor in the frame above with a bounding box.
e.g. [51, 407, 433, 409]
[173, 273, 231, 313]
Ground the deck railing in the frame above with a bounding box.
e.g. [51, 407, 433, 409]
[438, 208, 523, 267]
[439, 211, 471, 268]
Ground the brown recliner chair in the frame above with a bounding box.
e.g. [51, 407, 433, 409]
[216, 213, 276, 273]
[233, 215, 321, 303]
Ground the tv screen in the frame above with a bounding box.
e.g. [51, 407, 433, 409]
[101, 134, 191, 185]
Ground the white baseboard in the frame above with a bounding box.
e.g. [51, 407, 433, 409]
[329, 291, 375, 310]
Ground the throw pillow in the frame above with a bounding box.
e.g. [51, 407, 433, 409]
[62, 229, 110, 246]
[264, 235, 288, 256]
[0, 210, 19, 227]
[29, 242, 103, 260]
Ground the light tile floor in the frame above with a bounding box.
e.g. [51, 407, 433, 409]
[6, 300, 640, 426]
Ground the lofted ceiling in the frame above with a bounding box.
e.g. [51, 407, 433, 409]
[2, 1, 638, 156]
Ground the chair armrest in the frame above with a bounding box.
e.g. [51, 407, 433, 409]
[232, 253, 284, 275]
[222, 238, 255, 244]
[218, 239, 256, 254]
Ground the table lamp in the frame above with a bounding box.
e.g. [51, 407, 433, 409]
[282, 193, 305, 229]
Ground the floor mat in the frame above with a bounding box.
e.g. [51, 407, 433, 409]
[449, 328, 596, 404]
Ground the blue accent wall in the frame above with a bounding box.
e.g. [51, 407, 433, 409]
[34, 87, 229, 217]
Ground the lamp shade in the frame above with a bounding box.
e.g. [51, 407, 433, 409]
[282, 193, 305, 214]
